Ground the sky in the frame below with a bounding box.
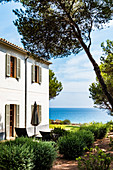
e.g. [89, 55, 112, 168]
[0, 1, 113, 108]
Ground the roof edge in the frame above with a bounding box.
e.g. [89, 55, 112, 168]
[0, 38, 52, 65]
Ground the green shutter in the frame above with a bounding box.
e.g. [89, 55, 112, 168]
[6, 53, 10, 77]
[32, 65, 35, 83]
[39, 105, 42, 123]
[16, 105, 19, 128]
[39, 67, 42, 84]
[5, 105, 10, 139]
[17, 58, 21, 79]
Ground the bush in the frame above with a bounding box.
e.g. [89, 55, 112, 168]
[33, 141, 57, 170]
[106, 121, 113, 132]
[77, 147, 111, 170]
[80, 122, 108, 140]
[109, 137, 113, 150]
[58, 130, 94, 159]
[62, 119, 71, 125]
[75, 130, 94, 148]
[0, 137, 57, 170]
[58, 134, 85, 159]
[51, 127, 69, 141]
[0, 138, 34, 170]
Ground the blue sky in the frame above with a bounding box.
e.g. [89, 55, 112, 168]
[0, 1, 113, 108]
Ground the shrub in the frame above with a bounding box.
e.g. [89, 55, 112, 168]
[33, 141, 57, 170]
[75, 130, 94, 148]
[77, 147, 111, 170]
[0, 137, 57, 170]
[51, 127, 69, 141]
[2, 136, 35, 146]
[0, 139, 34, 170]
[58, 134, 85, 159]
[106, 121, 113, 132]
[80, 122, 108, 140]
[62, 119, 71, 125]
[58, 130, 94, 159]
[109, 137, 113, 150]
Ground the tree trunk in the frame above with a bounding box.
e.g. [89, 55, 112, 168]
[80, 39, 113, 112]
[66, 10, 113, 111]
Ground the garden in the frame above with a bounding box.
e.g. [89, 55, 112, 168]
[1, 121, 113, 170]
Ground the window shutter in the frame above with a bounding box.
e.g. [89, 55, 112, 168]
[6, 53, 10, 77]
[5, 104, 10, 139]
[17, 58, 21, 79]
[16, 105, 19, 128]
[32, 65, 35, 83]
[31, 105, 34, 119]
[39, 105, 42, 123]
[39, 67, 42, 84]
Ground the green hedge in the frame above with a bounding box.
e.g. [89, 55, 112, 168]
[58, 130, 94, 159]
[0, 137, 57, 170]
[79, 122, 108, 140]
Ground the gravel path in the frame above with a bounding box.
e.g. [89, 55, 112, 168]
[51, 132, 113, 170]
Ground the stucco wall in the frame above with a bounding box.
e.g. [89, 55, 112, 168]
[26, 57, 49, 134]
[0, 43, 49, 140]
[0, 44, 25, 140]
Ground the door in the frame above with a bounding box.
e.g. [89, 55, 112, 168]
[10, 104, 15, 137]
[5, 104, 19, 139]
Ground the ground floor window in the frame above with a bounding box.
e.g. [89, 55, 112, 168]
[5, 104, 19, 139]
[31, 104, 42, 123]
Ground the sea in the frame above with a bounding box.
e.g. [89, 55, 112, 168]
[49, 108, 113, 124]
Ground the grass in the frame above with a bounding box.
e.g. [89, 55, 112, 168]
[49, 124, 80, 131]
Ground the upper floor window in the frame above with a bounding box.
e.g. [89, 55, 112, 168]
[6, 53, 21, 79]
[32, 64, 42, 84]
[35, 65, 39, 83]
[10, 56, 16, 78]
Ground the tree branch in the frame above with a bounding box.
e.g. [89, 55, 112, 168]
[58, 0, 81, 38]
[88, 20, 93, 50]
[103, 100, 112, 110]
[69, 0, 75, 13]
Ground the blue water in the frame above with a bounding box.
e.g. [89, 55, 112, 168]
[49, 108, 113, 124]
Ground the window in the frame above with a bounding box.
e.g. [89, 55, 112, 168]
[6, 53, 21, 79]
[10, 56, 16, 78]
[35, 65, 39, 83]
[32, 64, 42, 84]
[5, 104, 19, 139]
[31, 105, 41, 123]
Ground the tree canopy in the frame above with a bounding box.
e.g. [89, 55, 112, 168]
[1, 0, 113, 110]
[89, 40, 113, 111]
[12, 0, 112, 59]
[49, 69, 63, 100]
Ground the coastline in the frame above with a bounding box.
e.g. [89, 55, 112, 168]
[49, 108, 112, 124]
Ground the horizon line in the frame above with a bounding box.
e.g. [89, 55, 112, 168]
[49, 107, 95, 108]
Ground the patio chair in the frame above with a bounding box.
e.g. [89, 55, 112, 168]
[15, 128, 42, 139]
[39, 131, 51, 141]
[15, 128, 29, 137]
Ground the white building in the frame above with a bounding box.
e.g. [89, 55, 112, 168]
[0, 38, 51, 140]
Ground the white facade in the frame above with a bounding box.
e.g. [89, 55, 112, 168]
[0, 38, 51, 140]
